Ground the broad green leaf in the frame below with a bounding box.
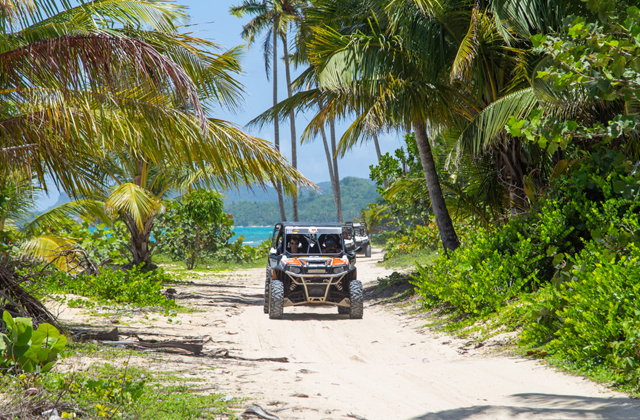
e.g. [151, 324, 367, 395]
[551, 160, 569, 179]
[2, 312, 15, 330]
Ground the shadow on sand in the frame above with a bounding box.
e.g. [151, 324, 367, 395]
[410, 393, 640, 420]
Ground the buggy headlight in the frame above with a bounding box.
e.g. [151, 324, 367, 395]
[288, 266, 301, 274]
[333, 266, 346, 274]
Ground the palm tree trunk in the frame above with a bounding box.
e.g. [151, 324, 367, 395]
[124, 215, 155, 267]
[372, 132, 382, 162]
[320, 124, 341, 221]
[494, 138, 528, 216]
[329, 119, 343, 223]
[372, 132, 388, 188]
[273, 26, 286, 222]
[283, 32, 298, 221]
[413, 121, 460, 253]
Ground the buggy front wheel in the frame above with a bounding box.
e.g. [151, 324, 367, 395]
[269, 280, 284, 319]
[365, 243, 371, 257]
[349, 280, 363, 319]
[263, 277, 270, 314]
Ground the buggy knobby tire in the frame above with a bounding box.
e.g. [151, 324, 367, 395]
[365, 243, 371, 258]
[263, 277, 270, 314]
[338, 306, 349, 314]
[349, 280, 363, 319]
[269, 279, 284, 319]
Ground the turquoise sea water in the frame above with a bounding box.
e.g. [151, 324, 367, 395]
[90, 226, 272, 248]
[231, 226, 273, 247]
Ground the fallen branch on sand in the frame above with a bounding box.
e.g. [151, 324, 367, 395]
[207, 349, 288, 363]
[242, 404, 280, 420]
[100, 340, 204, 355]
[73, 327, 120, 342]
[73, 327, 205, 354]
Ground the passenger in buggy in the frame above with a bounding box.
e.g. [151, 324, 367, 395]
[277, 234, 309, 254]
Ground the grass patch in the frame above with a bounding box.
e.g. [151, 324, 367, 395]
[0, 343, 239, 419]
[34, 266, 179, 311]
[379, 249, 437, 269]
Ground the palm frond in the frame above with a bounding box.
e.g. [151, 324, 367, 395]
[21, 199, 111, 235]
[457, 87, 537, 154]
[105, 182, 163, 230]
[19, 234, 77, 271]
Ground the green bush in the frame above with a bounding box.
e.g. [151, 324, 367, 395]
[413, 199, 574, 316]
[522, 244, 640, 386]
[154, 190, 233, 269]
[384, 222, 441, 259]
[214, 236, 266, 264]
[40, 266, 176, 309]
[409, 150, 640, 390]
[0, 311, 66, 375]
[69, 220, 130, 266]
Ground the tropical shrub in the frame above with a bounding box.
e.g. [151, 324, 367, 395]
[66, 220, 130, 267]
[384, 222, 440, 259]
[413, 198, 575, 315]
[40, 266, 176, 309]
[214, 236, 264, 264]
[154, 190, 232, 269]
[522, 244, 640, 386]
[0, 311, 66, 375]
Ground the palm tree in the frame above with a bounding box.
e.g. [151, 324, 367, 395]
[2, 0, 313, 266]
[231, 0, 307, 222]
[251, 0, 464, 251]
[19, 114, 313, 268]
[0, 0, 213, 195]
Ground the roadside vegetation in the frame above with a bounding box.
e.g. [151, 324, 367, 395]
[0, 315, 238, 418]
[340, 1, 640, 394]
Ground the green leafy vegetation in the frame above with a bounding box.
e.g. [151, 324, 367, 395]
[409, 150, 640, 392]
[0, 351, 238, 419]
[0, 312, 66, 375]
[154, 190, 233, 269]
[37, 266, 177, 310]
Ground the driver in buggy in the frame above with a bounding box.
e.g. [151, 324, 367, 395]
[322, 234, 342, 254]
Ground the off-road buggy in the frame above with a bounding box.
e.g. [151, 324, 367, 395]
[264, 222, 363, 319]
[344, 221, 372, 257]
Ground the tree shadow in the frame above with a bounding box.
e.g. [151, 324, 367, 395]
[281, 312, 351, 321]
[410, 393, 640, 420]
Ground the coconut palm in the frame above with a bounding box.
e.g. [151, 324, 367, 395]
[251, 0, 466, 251]
[1, 0, 206, 195]
[230, 0, 307, 222]
[19, 117, 314, 267]
[1, 0, 314, 267]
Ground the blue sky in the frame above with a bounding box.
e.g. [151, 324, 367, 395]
[37, 0, 404, 209]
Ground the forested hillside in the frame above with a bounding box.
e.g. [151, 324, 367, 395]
[224, 177, 378, 225]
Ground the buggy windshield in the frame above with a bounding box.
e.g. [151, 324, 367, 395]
[281, 226, 346, 255]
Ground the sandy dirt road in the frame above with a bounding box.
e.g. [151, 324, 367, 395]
[59, 249, 640, 420]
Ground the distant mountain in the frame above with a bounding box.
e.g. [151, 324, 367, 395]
[34, 192, 71, 216]
[220, 179, 350, 203]
[30, 177, 378, 227]
[221, 185, 280, 203]
[224, 177, 379, 226]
